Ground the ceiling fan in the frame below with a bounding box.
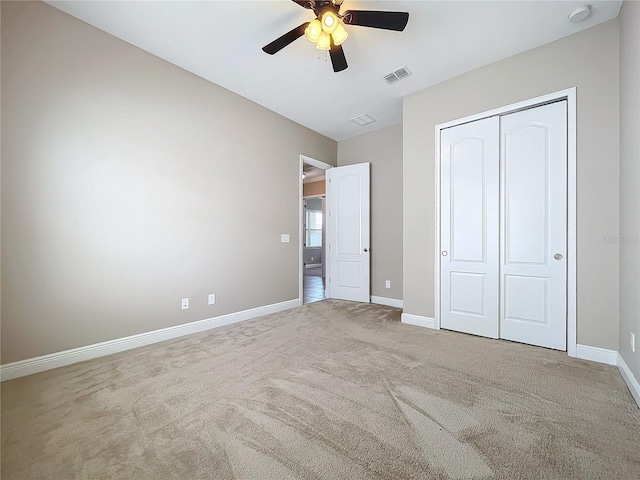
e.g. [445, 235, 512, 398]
[262, 0, 409, 73]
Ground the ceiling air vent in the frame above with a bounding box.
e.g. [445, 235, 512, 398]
[383, 65, 412, 85]
[351, 114, 377, 127]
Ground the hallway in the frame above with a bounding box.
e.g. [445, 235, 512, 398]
[303, 272, 325, 304]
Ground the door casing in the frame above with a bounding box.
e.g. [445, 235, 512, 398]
[434, 88, 577, 357]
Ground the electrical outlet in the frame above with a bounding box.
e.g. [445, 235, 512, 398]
[208, 293, 216, 305]
[385, 280, 391, 289]
[631, 332, 635, 353]
[181, 298, 189, 310]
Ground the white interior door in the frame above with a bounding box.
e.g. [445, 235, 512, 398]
[499, 101, 567, 350]
[440, 117, 500, 338]
[326, 163, 370, 302]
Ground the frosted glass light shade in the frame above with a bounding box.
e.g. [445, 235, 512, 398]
[316, 31, 331, 50]
[321, 11, 339, 34]
[305, 20, 322, 42]
[331, 24, 348, 46]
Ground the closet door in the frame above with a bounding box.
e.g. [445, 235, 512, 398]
[440, 117, 500, 338]
[499, 101, 567, 350]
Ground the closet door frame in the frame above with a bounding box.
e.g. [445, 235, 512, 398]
[434, 88, 577, 358]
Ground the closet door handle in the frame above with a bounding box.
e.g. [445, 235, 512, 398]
[442, 251, 448, 256]
[554, 253, 563, 260]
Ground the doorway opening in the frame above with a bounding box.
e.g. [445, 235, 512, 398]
[303, 196, 325, 304]
[299, 155, 332, 305]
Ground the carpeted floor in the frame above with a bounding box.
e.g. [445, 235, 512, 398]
[2, 300, 639, 479]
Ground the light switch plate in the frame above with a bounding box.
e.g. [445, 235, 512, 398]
[281, 234, 290, 243]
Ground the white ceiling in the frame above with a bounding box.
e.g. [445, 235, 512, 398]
[47, 1, 622, 141]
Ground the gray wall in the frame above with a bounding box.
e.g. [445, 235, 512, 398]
[618, 1, 640, 380]
[303, 248, 322, 266]
[403, 20, 620, 350]
[1, 1, 337, 363]
[338, 123, 403, 301]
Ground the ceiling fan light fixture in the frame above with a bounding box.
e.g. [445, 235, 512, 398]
[262, 2, 410, 73]
[321, 11, 339, 34]
[305, 19, 322, 42]
[316, 31, 331, 50]
[331, 24, 348, 46]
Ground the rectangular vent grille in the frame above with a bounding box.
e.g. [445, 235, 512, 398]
[351, 114, 377, 126]
[383, 65, 412, 84]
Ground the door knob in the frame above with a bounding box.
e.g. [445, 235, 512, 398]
[364, 248, 369, 252]
[442, 251, 448, 256]
[554, 253, 563, 260]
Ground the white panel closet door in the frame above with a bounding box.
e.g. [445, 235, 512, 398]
[499, 101, 567, 350]
[440, 117, 500, 338]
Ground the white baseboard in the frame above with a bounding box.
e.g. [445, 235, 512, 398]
[617, 354, 640, 408]
[370, 296, 403, 309]
[0, 299, 299, 382]
[575, 344, 639, 409]
[401, 313, 437, 329]
[576, 344, 619, 365]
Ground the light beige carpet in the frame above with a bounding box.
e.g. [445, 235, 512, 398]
[2, 300, 639, 479]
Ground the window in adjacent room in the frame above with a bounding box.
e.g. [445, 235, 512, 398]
[306, 209, 322, 247]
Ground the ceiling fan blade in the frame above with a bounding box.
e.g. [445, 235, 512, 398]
[329, 40, 348, 73]
[292, 0, 315, 8]
[343, 10, 409, 31]
[262, 22, 310, 55]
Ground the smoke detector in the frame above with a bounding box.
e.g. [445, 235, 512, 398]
[568, 5, 591, 23]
